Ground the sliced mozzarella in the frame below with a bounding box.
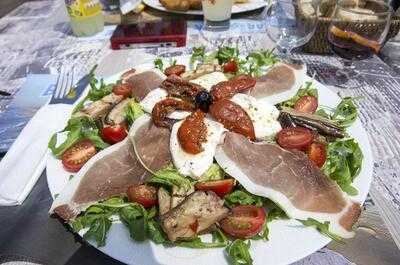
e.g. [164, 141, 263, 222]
[170, 118, 226, 179]
[139, 88, 191, 120]
[140, 88, 168, 113]
[231, 93, 281, 140]
[190, 71, 228, 91]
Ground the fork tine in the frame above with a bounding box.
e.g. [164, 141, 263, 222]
[53, 70, 65, 99]
[59, 67, 69, 99]
[61, 71, 73, 98]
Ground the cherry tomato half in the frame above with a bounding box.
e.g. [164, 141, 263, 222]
[112, 83, 133, 98]
[307, 142, 327, 168]
[223, 60, 238, 73]
[61, 139, 97, 172]
[294, 96, 318, 114]
[195, 179, 235, 197]
[277, 127, 314, 151]
[101, 124, 128, 144]
[220, 205, 266, 239]
[127, 185, 158, 208]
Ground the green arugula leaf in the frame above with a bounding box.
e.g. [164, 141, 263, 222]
[125, 99, 144, 126]
[147, 219, 167, 244]
[216, 46, 240, 64]
[147, 164, 193, 191]
[119, 204, 148, 241]
[279, 81, 318, 108]
[190, 46, 206, 68]
[322, 138, 363, 195]
[245, 50, 279, 77]
[177, 237, 227, 248]
[87, 77, 114, 101]
[298, 218, 343, 242]
[212, 228, 229, 245]
[199, 163, 225, 181]
[154, 58, 164, 72]
[331, 97, 358, 127]
[226, 239, 253, 265]
[224, 189, 265, 207]
[252, 201, 287, 241]
[48, 116, 109, 158]
[83, 215, 112, 247]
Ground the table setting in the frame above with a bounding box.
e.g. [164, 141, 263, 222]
[0, 0, 400, 265]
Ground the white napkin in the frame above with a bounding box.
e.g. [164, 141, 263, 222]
[0, 104, 72, 206]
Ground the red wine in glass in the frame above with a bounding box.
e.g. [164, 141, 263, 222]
[328, 30, 378, 61]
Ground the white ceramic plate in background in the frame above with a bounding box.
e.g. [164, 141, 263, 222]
[142, 0, 267, 16]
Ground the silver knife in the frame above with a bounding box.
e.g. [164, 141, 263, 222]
[0, 67, 95, 206]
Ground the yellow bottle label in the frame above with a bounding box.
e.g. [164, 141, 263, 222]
[66, 0, 102, 19]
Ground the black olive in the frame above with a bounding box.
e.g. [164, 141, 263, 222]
[195, 90, 213, 112]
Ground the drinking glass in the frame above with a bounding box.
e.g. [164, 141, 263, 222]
[202, 0, 234, 31]
[327, 0, 392, 79]
[265, 0, 319, 61]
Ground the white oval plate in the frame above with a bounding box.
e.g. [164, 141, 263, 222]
[46, 56, 373, 265]
[142, 0, 267, 16]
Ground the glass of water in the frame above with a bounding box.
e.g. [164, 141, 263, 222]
[202, 0, 234, 31]
[265, 0, 319, 60]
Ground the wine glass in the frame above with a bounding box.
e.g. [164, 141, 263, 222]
[327, 0, 392, 80]
[265, 0, 319, 61]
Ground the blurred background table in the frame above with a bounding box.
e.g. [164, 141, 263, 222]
[0, 1, 400, 265]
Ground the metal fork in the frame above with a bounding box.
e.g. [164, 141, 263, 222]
[50, 66, 75, 103]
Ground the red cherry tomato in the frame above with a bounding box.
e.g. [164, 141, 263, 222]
[101, 124, 128, 144]
[195, 179, 236, 197]
[277, 127, 314, 151]
[127, 185, 158, 208]
[223, 60, 238, 73]
[220, 205, 266, 239]
[61, 139, 97, 172]
[294, 96, 318, 114]
[307, 142, 327, 168]
[112, 83, 133, 98]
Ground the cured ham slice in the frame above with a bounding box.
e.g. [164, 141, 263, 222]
[214, 132, 361, 238]
[50, 139, 149, 220]
[50, 115, 171, 221]
[247, 62, 306, 105]
[129, 114, 172, 173]
[125, 70, 165, 101]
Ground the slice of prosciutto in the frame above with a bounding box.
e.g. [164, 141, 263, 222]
[214, 132, 361, 238]
[125, 69, 165, 101]
[129, 114, 172, 173]
[50, 115, 171, 221]
[247, 62, 306, 105]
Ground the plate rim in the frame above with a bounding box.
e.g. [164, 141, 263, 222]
[142, 0, 268, 16]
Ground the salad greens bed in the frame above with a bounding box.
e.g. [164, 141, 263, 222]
[52, 46, 365, 265]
